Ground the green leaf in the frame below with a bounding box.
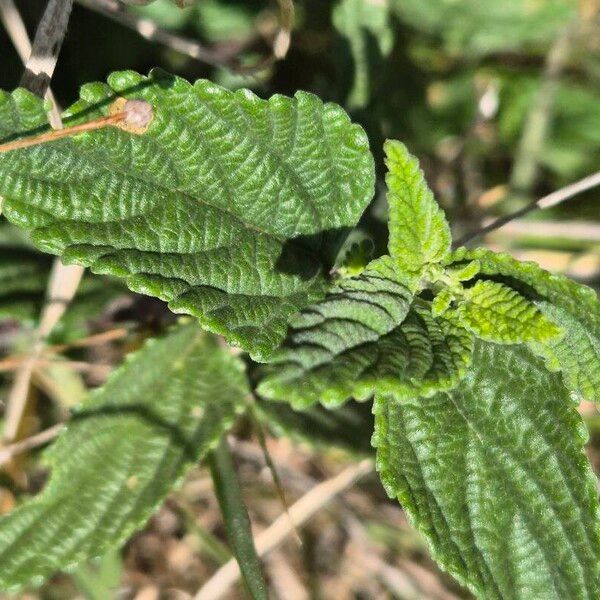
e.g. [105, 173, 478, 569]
[0, 70, 375, 360]
[0, 323, 247, 592]
[337, 237, 374, 278]
[373, 342, 600, 599]
[410, 302, 474, 398]
[209, 437, 267, 600]
[384, 140, 451, 273]
[258, 273, 473, 408]
[455, 279, 562, 344]
[432, 288, 453, 316]
[257, 257, 416, 408]
[333, 0, 394, 108]
[451, 247, 600, 403]
[530, 301, 600, 407]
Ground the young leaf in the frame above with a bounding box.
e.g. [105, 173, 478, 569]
[337, 237, 374, 278]
[384, 140, 451, 273]
[373, 342, 600, 599]
[0, 323, 247, 592]
[530, 301, 600, 407]
[451, 247, 600, 403]
[0, 70, 375, 360]
[455, 279, 562, 344]
[209, 437, 267, 600]
[258, 279, 473, 409]
[257, 257, 416, 408]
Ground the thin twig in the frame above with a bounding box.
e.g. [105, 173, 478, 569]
[483, 219, 600, 243]
[0, 0, 61, 127]
[20, 0, 74, 98]
[194, 459, 374, 600]
[1, 0, 85, 444]
[76, 0, 294, 74]
[453, 169, 600, 247]
[0, 423, 64, 467]
[0, 327, 130, 373]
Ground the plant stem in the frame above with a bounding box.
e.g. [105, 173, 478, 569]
[196, 458, 374, 600]
[208, 436, 268, 600]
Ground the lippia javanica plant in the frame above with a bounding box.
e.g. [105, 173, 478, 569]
[0, 69, 599, 599]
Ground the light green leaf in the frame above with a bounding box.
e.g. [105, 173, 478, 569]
[0, 323, 247, 592]
[333, 0, 394, 108]
[0, 70, 375, 360]
[451, 247, 600, 403]
[432, 288, 453, 316]
[384, 140, 451, 273]
[455, 279, 562, 344]
[449, 258, 480, 282]
[531, 301, 600, 406]
[373, 342, 600, 599]
[337, 237, 374, 278]
[257, 257, 416, 408]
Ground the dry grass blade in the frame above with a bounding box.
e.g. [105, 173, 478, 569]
[0, 424, 64, 467]
[0, 0, 85, 443]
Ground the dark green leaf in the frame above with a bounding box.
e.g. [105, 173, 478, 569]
[374, 342, 600, 599]
[0, 323, 247, 592]
[0, 70, 375, 360]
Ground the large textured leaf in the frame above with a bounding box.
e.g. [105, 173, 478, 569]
[455, 279, 561, 344]
[0, 323, 247, 592]
[451, 247, 600, 403]
[333, 0, 393, 108]
[384, 140, 451, 273]
[257, 257, 416, 408]
[0, 70, 375, 360]
[373, 342, 600, 599]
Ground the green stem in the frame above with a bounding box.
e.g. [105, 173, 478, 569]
[208, 436, 268, 600]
